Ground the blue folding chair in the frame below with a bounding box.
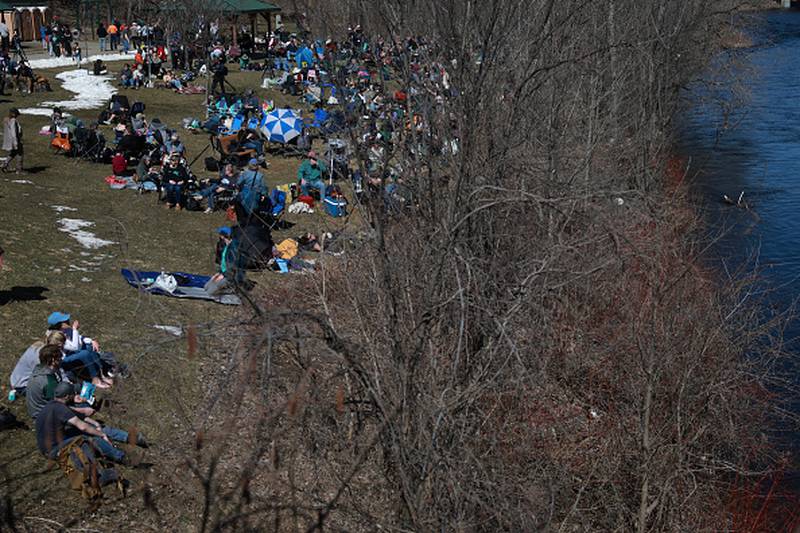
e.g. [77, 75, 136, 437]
[229, 114, 245, 133]
[269, 189, 287, 229]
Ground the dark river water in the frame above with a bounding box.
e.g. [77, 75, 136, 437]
[681, 9, 800, 345]
[679, 9, 800, 477]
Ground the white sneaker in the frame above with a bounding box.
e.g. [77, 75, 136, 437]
[204, 208, 213, 214]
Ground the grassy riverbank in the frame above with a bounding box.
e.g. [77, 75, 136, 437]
[0, 63, 355, 526]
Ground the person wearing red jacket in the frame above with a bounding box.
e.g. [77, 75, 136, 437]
[111, 151, 127, 176]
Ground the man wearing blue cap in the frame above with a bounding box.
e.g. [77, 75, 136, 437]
[206, 226, 245, 296]
[236, 158, 268, 217]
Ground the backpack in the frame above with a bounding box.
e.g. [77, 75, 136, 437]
[0, 408, 22, 431]
[55, 436, 125, 502]
[130, 101, 145, 116]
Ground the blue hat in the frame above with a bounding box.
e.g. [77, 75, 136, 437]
[217, 226, 232, 236]
[248, 158, 259, 166]
[47, 311, 70, 326]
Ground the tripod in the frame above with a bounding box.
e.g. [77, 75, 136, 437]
[11, 41, 26, 64]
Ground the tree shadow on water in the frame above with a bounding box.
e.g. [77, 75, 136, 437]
[0, 286, 49, 305]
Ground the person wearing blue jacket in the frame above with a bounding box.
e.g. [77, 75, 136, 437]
[237, 158, 268, 216]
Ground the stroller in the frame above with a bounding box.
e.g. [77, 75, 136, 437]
[108, 94, 130, 124]
[73, 127, 106, 162]
[117, 133, 148, 161]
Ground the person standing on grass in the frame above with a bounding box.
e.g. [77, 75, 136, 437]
[2, 108, 23, 174]
[121, 26, 130, 53]
[237, 158, 268, 217]
[97, 22, 107, 51]
[107, 21, 118, 50]
[0, 17, 9, 54]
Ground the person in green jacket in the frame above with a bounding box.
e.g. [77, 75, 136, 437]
[26, 344, 93, 421]
[297, 150, 328, 196]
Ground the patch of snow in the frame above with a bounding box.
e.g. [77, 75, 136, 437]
[51, 205, 77, 212]
[11, 179, 33, 184]
[20, 108, 59, 116]
[68, 264, 91, 272]
[57, 218, 115, 249]
[20, 69, 117, 116]
[28, 52, 134, 70]
[81, 277, 92, 282]
[153, 325, 183, 337]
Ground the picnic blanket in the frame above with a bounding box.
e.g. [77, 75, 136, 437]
[121, 269, 241, 305]
[177, 85, 206, 95]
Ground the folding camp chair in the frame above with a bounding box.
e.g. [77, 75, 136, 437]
[228, 114, 245, 134]
[269, 189, 287, 229]
[214, 132, 258, 168]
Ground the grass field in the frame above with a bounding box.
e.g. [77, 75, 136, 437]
[0, 59, 358, 527]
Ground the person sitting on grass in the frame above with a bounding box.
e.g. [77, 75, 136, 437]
[166, 133, 186, 157]
[26, 344, 94, 421]
[46, 311, 125, 383]
[162, 69, 183, 91]
[112, 151, 128, 177]
[132, 64, 144, 88]
[119, 63, 133, 86]
[205, 226, 250, 295]
[194, 163, 238, 214]
[131, 112, 147, 133]
[163, 153, 190, 210]
[93, 58, 107, 75]
[44, 329, 112, 389]
[36, 381, 147, 467]
[9, 339, 44, 397]
[297, 151, 328, 197]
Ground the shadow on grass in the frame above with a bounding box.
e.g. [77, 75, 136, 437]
[23, 165, 48, 174]
[0, 286, 49, 305]
[273, 220, 295, 230]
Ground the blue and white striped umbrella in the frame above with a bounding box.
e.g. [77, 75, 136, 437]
[261, 108, 302, 144]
